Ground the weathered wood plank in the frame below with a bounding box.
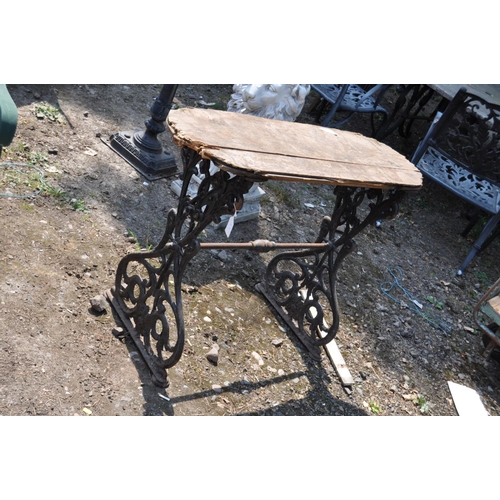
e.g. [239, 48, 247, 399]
[203, 147, 422, 189]
[298, 289, 354, 387]
[323, 338, 354, 387]
[167, 108, 422, 190]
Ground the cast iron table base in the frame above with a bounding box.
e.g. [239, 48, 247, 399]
[107, 148, 403, 387]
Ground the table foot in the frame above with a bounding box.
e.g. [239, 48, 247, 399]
[106, 288, 169, 388]
[256, 187, 404, 360]
[255, 282, 323, 360]
[107, 243, 194, 387]
[255, 242, 350, 359]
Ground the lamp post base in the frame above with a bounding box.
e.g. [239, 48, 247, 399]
[109, 130, 177, 181]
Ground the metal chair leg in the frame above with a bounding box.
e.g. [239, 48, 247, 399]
[458, 211, 500, 275]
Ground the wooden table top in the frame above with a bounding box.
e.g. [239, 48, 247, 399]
[167, 108, 422, 190]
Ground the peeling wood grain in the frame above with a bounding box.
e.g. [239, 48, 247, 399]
[167, 108, 423, 190]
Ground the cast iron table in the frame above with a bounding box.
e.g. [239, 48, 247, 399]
[428, 84, 500, 104]
[377, 84, 500, 140]
[107, 108, 422, 387]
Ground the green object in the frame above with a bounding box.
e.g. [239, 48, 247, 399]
[0, 84, 18, 156]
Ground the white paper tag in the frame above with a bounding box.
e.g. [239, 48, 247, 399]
[225, 213, 236, 238]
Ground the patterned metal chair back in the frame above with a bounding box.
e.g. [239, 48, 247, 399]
[411, 86, 500, 274]
[429, 89, 500, 186]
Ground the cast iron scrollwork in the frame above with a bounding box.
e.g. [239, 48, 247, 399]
[442, 96, 500, 184]
[260, 186, 402, 356]
[111, 147, 256, 386]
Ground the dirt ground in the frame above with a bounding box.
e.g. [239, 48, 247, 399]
[1, 84, 499, 416]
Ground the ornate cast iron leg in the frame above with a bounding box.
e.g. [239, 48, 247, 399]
[256, 187, 403, 360]
[107, 147, 255, 387]
[374, 85, 436, 140]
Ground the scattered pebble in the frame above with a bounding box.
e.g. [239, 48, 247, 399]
[217, 250, 229, 262]
[251, 351, 264, 366]
[206, 344, 220, 365]
[90, 295, 107, 313]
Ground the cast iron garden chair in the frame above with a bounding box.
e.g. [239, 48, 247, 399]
[411, 86, 500, 275]
[310, 84, 391, 137]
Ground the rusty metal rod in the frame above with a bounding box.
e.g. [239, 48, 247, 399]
[199, 239, 330, 253]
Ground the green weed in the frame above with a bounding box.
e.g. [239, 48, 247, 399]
[475, 270, 490, 285]
[414, 395, 430, 414]
[20, 201, 35, 212]
[42, 183, 66, 199]
[28, 151, 49, 165]
[426, 295, 443, 310]
[127, 230, 142, 252]
[128, 229, 153, 251]
[15, 142, 30, 155]
[369, 401, 381, 415]
[71, 198, 88, 212]
[0, 163, 43, 197]
[267, 181, 299, 208]
[35, 102, 63, 122]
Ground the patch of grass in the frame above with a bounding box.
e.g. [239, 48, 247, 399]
[34, 102, 63, 122]
[0, 162, 88, 212]
[127, 230, 142, 252]
[20, 201, 35, 212]
[414, 395, 431, 414]
[42, 183, 66, 199]
[41, 183, 88, 212]
[71, 198, 88, 212]
[475, 270, 490, 286]
[415, 196, 427, 209]
[266, 181, 300, 208]
[128, 229, 154, 251]
[14, 142, 30, 155]
[6, 143, 52, 169]
[0, 163, 44, 197]
[28, 151, 49, 166]
[369, 401, 381, 415]
[425, 295, 444, 310]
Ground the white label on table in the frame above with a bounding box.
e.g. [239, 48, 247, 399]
[225, 212, 236, 238]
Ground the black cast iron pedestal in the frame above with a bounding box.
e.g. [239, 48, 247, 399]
[109, 84, 178, 181]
